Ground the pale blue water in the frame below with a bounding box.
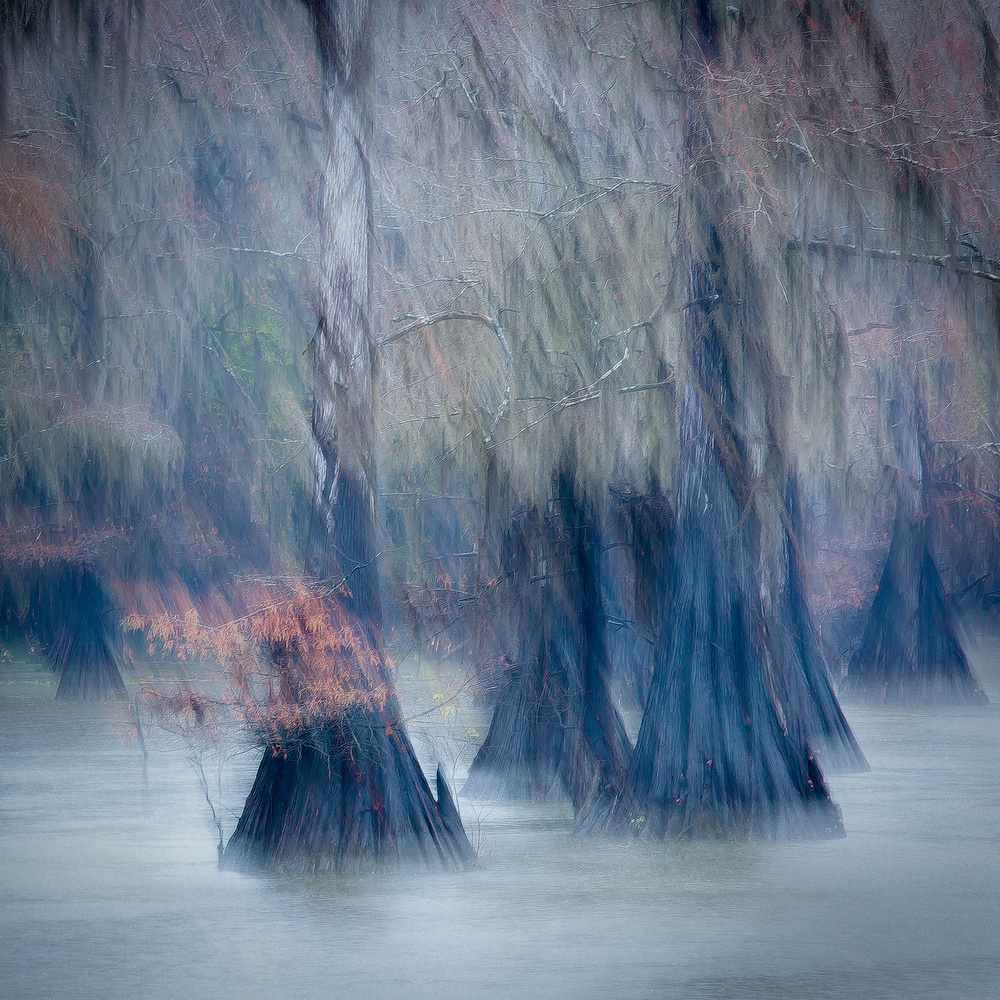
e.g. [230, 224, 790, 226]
[1, 637, 998, 1000]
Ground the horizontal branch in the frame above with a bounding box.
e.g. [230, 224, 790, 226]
[215, 245, 312, 261]
[620, 375, 674, 393]
[378, 310, 509, 358]
[789, 238, 1000, 284]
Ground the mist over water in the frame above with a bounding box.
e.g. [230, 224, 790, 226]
[2, 640, 997, 1000]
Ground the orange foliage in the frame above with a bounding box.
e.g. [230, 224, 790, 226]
[125, 575, 391, 738]
[0, 526, 125, 569]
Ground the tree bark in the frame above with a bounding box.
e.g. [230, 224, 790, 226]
[847, 377, 987, 704]
[464, 462, 632, 816]
[305, 0, 379, 622]
[585, 24, 854, 830]
[225, 0, 474, 872]
[616, 250, 846, 838]
[49, 567, 128, 701]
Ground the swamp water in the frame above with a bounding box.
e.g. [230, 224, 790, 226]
[1, 639, 998, 1000]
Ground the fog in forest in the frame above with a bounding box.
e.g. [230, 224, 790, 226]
[1, 2, 999, 998]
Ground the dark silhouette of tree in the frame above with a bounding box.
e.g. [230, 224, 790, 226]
[464, 461, 632, 816]
[846, 376, 988, 704]
[46, 567, 127, 700]
[605, 476, 676, 712]
[606, 227, 848, 838]
[583, 4, 863, 836]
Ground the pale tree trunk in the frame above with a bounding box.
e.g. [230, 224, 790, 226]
[224, 0, 474, 872]
[306, 0, 380, 624]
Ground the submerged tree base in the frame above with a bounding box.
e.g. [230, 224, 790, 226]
[847, 514, 988, 706]
[49, 569, 128, 701]
[462, 653, 568, 803]
[463, 466, 632, 814]
[585, 751, 845, 841]
[224, 706, 475, 873]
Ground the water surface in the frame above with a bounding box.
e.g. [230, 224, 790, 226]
[1, 640, 998, 1000]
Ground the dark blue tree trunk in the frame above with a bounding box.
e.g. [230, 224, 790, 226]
[465, 463, 632, 816]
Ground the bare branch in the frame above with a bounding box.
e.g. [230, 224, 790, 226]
[789, 238, 1000, 285]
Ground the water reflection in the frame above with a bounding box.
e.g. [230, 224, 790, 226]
[1, 640, 997, 1000]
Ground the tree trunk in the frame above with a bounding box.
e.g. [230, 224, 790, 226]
[48, 567, 127, 701]
[224, 0, 474, 872]
[605, 477, 675, 711]
[588, 11, 859, 834]
[224, 707, 471, 872]
[847, 377, 987, 704]
[846, 510, 988, 704]
[304, 3, 379, 623]
[464, 462, 632, 816]
[614, 250, 845, 838]
[769, 479, 869, 771]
